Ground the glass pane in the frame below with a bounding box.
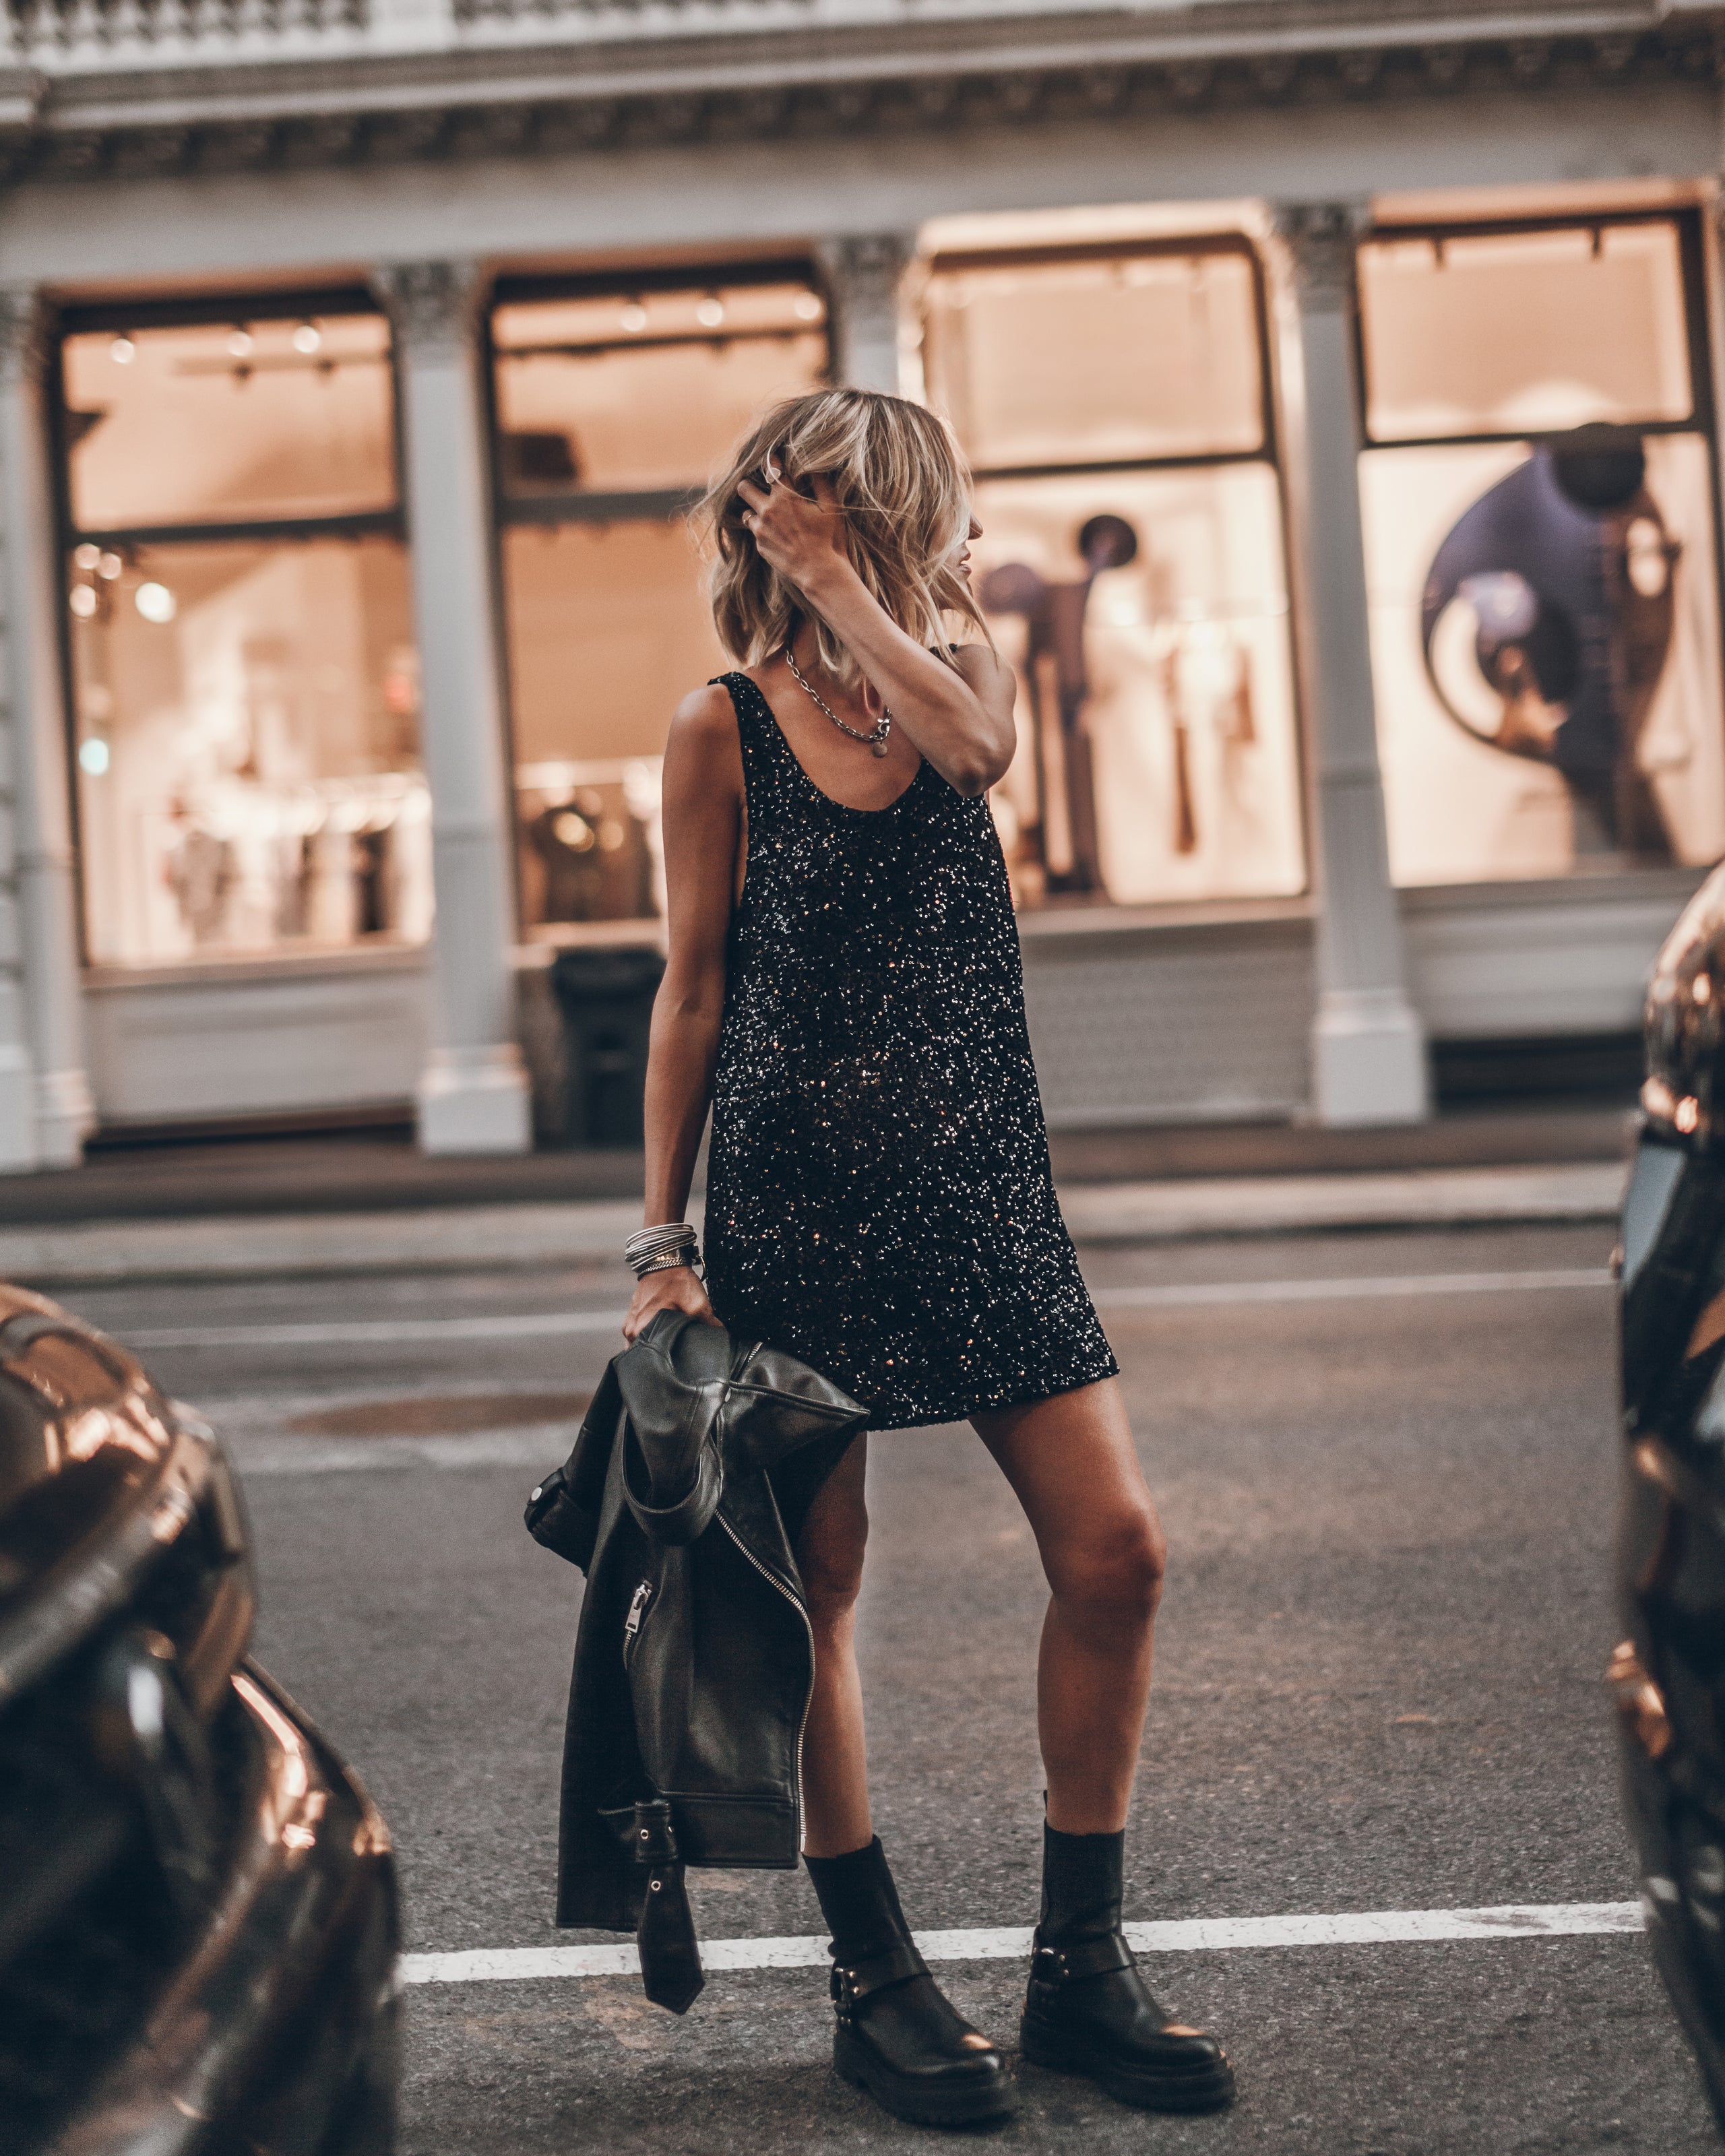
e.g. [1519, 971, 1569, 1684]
[1360, 223, 1693, 442]
[492, 282, 827, 497]
[1362, 431, 1725, 884]
[63, 313, 398, 532]
[923, 250, 1264, 470]
[503, 519, 729, 928]
[69, 535, 429, 965]
[970, 464, 1303, 908]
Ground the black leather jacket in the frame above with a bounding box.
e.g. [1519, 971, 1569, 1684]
[526, 1309, 867, 2009]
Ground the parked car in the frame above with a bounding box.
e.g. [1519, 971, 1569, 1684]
[0, 1283, 399, 2154]
[1614, 862, 1725, 2136]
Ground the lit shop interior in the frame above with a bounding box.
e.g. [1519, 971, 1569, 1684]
[53, 197, 1725, 1085]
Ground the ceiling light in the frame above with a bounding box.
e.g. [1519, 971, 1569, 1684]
[695, 296, 725, 328]
[73, 542, 100, 570]
[78, 737, 110, 775]
[68, 585, 97, 619]
[110, 336, 136, 364]
[135, 581, 176, 624]
[98, 552, 123, 580]
[793, 292, 823, 321]
[292, 322, 322, 354]
[228, 327, 253, 357]
[620, 300, 648, 334]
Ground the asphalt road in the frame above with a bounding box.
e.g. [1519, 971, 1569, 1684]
[52, 1222, 1722, 2156]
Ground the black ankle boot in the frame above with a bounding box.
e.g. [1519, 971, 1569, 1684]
[1020, 1823, 1235, 2113]
[805, 1837, 1018, 2128]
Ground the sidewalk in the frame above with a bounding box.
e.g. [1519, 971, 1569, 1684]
[0, 1105, 1635, 1287]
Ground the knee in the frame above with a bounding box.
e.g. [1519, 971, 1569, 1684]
[799, 1509, 869, 1633]
[1050, 1505, 1166, 1630]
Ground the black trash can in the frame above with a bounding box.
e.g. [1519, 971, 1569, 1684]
[548, 946, 666, 1149]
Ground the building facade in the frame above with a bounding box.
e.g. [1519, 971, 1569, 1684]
[0, 0, 1720, 1165]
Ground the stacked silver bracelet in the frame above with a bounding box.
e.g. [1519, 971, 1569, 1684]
[625, 1222, 703, 1279]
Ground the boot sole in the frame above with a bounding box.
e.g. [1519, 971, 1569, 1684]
[834, 2028, 1021, 2128]
[1020, 2013, 1236, 2114]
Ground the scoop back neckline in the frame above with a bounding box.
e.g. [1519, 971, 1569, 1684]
[734, 670, 928, 817]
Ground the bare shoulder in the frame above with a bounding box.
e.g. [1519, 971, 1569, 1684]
[665, 683, 743, 788]
[670, 680, 739, 744]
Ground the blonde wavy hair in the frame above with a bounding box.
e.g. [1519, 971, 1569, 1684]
[700, 388, 986, 685]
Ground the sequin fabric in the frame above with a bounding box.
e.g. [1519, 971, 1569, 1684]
[703, 672, 1118, 1432]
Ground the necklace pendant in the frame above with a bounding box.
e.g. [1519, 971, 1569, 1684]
[871, 738, 889, 758]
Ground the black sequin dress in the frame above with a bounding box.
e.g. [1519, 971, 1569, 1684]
[701, 672, 1117, 1432]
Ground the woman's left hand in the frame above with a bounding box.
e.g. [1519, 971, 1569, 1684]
[735, 469, 851, 600]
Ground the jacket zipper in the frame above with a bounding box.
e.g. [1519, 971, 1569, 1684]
[716, 1515, 814, 1847]
[623, 1579, 652, 1650]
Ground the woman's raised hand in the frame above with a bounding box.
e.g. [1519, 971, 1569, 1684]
[734, 468, 850, 600]
[622, 1262, 723, 1344]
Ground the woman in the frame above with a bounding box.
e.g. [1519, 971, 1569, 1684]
[622, 387, 1233, 2128]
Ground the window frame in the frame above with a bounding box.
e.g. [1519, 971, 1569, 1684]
[485, 256, 832, 937]
[1352, 203, 1725, 891]
[922, 231, 1279, 484]
[49, 284, 411, 972]
[918, 228, 1310, 913]
[1354, 206, 1716, 453]
[488, 255, 830, 530]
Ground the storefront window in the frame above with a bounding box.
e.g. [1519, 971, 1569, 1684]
[921, 239, 1305, 909]
[492, 270, 827, 933]
[1358, 212, 1725, 885]
[58, 300, 426, 966]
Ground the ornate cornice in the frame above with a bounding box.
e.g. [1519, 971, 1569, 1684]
[0, 9, 1718, 182]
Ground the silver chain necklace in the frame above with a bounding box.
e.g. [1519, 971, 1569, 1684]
[784, 649, 893, 758]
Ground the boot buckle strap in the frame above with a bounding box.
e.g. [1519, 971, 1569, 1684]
[1032, 1932, 1135, 1984]
[831, 1938, 928, 2005]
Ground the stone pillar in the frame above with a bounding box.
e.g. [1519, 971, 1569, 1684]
[0, 288, 93, 1168]
[0, 652, 32, 1170]
[374, 260, 531, 1155]
[1271, 204, 1429, 1127]
[819, 234, 915, 393]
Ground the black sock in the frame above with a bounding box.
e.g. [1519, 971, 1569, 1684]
[1040, 1821, 1126, 1942]
[805, 1835, 910, 1965]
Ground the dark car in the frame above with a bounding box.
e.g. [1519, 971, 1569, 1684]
[0, 1283, 400, 2155]
[1614, 862, 1725, 2136]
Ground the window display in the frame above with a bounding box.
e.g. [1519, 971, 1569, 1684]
[57, 299, 426, 966]
[1358, 214, 1725, 885]
[922, 240, 1303, 910]
[921, 247, 1265, 471]
[492, 272, 827, 930]
[62, 311, 397, 531]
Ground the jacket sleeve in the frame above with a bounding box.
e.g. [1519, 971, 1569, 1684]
[524, 1360, 621, 1573]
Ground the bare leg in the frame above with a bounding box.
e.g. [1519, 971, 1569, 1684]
[795, 1432, 875, 1859]
[972, 1378, 1165, 1835]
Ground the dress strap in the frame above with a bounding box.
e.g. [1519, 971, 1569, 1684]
[710, 671, 797, 823]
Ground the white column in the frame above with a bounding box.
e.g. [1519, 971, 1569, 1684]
[374, 260, 531, 1156]
[0, 654, 32, 1169]
[0, 288, 93, 1168]
[1271, 204, 1429, 1128]
[819, 234, 915, 393]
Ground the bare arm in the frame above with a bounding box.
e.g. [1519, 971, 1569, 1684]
[624, 684, 742, 1341]
[735, 473, 1016, 796]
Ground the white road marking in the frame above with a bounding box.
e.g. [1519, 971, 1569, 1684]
[120, 1309, 627, 1351]
[1089, 1267, 1612, 1311]
[229, 1428, 577, 1477]
[400, 1901, 1642, 1986]
[119, 1268, 1611, 1353]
